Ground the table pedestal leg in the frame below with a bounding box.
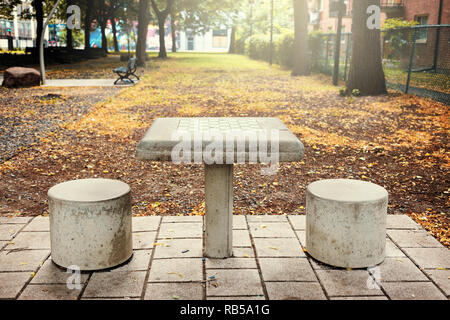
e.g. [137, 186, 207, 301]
[205, 164, 233, 258]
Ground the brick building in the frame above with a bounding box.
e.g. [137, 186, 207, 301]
[308, 0, 449, 32]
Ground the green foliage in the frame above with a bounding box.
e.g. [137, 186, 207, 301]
[275, 31, 294, 68]
[351, 88, 360, 96]
[59, 29, 84, 48]
[382, 19, 419, 61]
[243, 30, 326, 70]
[382, 18, 419, 31]
[245, 34, 271, 62]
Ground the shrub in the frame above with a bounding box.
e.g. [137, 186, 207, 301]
[276, 32, 294, 68]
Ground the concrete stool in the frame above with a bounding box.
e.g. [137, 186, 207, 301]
[306, 179, 388, 268]
[48, 178, 133, 271]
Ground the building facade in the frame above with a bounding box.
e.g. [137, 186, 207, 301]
[0, 1, 37, 50]
[308, 0, 449, 33]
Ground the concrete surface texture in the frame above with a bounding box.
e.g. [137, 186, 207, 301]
[306, 179, 388, 268]
[48, 179, 133, 270]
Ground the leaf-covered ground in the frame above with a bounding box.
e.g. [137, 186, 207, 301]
[0, 53, 448, 246]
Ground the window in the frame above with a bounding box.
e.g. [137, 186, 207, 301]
[415, 15, 429, 42]
[0, 20, 14, 39]
[212, 29, 228, 48]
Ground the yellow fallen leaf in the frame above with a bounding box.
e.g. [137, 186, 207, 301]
[269, 246, 278, 250]
[168, 272, 184, 278]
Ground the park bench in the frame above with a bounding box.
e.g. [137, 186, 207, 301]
[113, 57, 140, 85]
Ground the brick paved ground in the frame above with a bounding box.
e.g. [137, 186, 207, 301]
[0, 215, 448, 300]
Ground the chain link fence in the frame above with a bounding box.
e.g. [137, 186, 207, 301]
[310, 25, 450, 104]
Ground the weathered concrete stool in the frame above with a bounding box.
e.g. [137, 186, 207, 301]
[48, 178, 132, 271]
[306, 179, 388, 268]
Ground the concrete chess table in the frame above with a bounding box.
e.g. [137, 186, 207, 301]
[137, 117, 304, 258]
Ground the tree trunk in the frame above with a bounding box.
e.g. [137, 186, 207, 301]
[66, 0, 73, 50]
[84, 0, 92, 52]
[228, 25, 236, 54]
[34, 0, 44, 59]
[111, 15, 119, 52]
[171, 14, 176, 52]
[101, 22, 108, 53]
[151, 0, 174, 59]
[137, 0, 150, 66]
[346, 0, 386, 95]
[158, 19, 167, 58]
[291, 0, 310, 76]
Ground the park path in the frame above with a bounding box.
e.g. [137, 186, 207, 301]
[0, 53, 448, 247]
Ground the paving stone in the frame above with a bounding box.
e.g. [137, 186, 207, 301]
[207, 296, 265, 300]
[288, 215, 306, 230]
[162, 216, 203, 223]
[259, 258, 317, 281]
[22, 217, 49, 232]
[382, 282, 446, 300]
[373, 258, 428, 282]
[158, 223, 202, 239]
[385, 238, 406, 257]
[82, 297, 138, 300]
[232, 247, 255, 258]
[154, 239, 203, 258]
[386, 215, 421, 230]
[233, 229, 251, 247]
[0, 224, 23, 240]
[330, 296, 388, 300]
[295, 230, 306, 247]
[132, 232, 157, 250]
[149, 258, 203, 282]
[388, 229, 443, 248]
[249, 223, 296, 238]
[19, 284, 82, 300]
[83, 271, 146, 298]
[6, 232, 50, 249]
[265, 282, 326, 300]
[109, 250, 152, 272]
[424, 269, 450, 297]
[0, 272, 31, 299]
[316, 270, 384, 297]
[309, 257, 340, 270]
[31, 259, 89, 284]
[253, 238, 304, 257]
[206, 258, 257, 269]
[247, 215, 288, 222]
[0, 217, 32, 224]
[145, 282, 204, 300]
[206, 269, 263, 296]
[132, 216, 161, 232]
[233, 215, 247, 230]
[403, 248, 450, 269]
[0, 250, 49, 272]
